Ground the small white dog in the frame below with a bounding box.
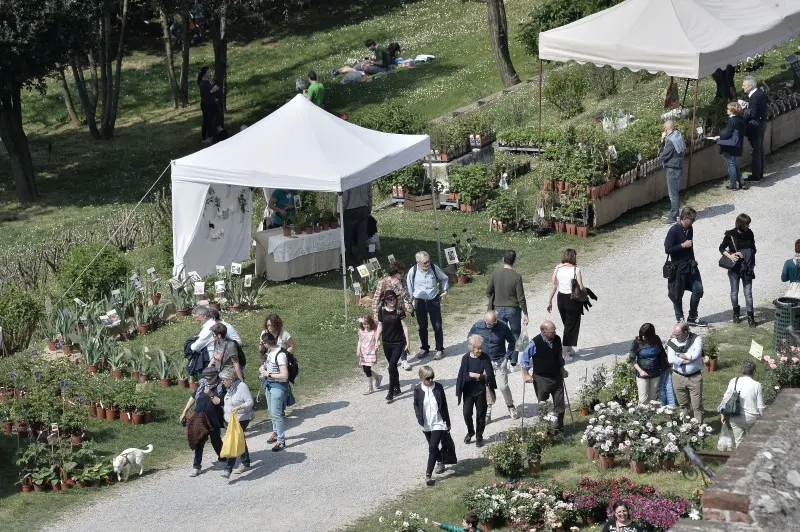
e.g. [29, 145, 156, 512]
[113, 444, 153, 482]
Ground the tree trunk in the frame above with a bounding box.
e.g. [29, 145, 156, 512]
[99, 2, 112, 139]
[56, 63, 81, 127]
[178, 7, 190, 105]
[107, 0, 129, 132]
[70, 57, 101, 140]
[87, 52, 99, 107]
[159, 8, 181, 109]
[211, 7, 227, 115]
[0, 80, 40, 203]
[487, 0, 520, 88]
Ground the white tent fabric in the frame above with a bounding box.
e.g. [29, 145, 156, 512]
[171, 94, 429, 277]
[539, 0, 800, 79]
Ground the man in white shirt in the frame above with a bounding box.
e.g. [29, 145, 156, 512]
[718, 359, 764, 447]
[190, 306, 242, 362]
[666, 322, 704, 423]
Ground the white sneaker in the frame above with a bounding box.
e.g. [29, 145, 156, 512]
[233, 465, 250, 475]
[415, 349, 429, 358]
[433, 350, 444, 360]
[509, 406, 519, 420]
[189, 468, 200, 477]
[220, 470, 231, 479]
[402, 360, 412, 371]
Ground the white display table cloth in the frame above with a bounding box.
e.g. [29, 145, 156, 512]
[266, 228, 341, 263]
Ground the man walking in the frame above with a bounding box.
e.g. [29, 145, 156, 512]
[406, 251, 448, 361]
[341, 183, 372, 267]
[486, 250, 528, 346]
[666, 322, 704, 423]
[742, 76, 766, 182]
[664, 206, 707, 327]
[659, 120, 686, 224]
[468, 311, 519, 422]
[520, 320, 568, 432]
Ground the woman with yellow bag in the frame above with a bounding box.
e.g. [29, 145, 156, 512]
[219, 367, 254, 479]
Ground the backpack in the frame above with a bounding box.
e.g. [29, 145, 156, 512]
[234, 340, 247, 369]
[409, 263, 445, 296]
[269, 348, 299, 385]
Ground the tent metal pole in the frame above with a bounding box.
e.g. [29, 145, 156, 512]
[537, 60, 543, 161]
[428, 162, 442, 266]
[337, 193, 349, 320]
[688, 78, 699, 185]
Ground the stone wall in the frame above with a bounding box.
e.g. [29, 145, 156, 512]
[671, 389, 800, 531]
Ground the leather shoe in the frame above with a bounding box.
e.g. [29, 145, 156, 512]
[464, 433, 474, 444]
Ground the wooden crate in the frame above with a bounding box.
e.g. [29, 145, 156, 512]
[403, 193, 440, 212]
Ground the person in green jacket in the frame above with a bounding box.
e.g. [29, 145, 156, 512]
[304, 71, 325, 108]
[432, 512, 479, 532]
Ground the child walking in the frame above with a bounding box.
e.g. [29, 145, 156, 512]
[357, 315, 383, 394]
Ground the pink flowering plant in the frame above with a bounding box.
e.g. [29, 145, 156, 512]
[762, 344, 800, 404]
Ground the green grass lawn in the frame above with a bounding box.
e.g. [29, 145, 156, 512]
[344, 322, 776, 531]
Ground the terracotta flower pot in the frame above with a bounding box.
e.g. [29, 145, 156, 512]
[139, 374, 149, 384]
[52, 482, 62, 491]
[144, 411, 154, 424]
[178, 379, 189, 389]
[2, 419, 12, 434]
[89, 404, 97, 416]
[95, 407, 106, 420]
[709, 358, 718, 372]
[121, 410, 133, 424]
[456, 275, 469, 285]
[131, 371, 140, 381]
[556, 181, 566, 193]
[599, 455, 615, 469]
[87, 364, 98, 375]
[32, 483, 44, 493]
[21, 484, 33, 493]
[661, 458, 675, 471]
[63, 343, 73, 355]
[231, 305, 241, 312]
[132, 412, 145, 425]
[303, 227, 313, 235]
[105, 408, 119, 422]
[48, 341, 57, 352]
[112, 369, 123, 379]
[136, 325, 148, 336]
[313, 225, 322, 233]
[160, 378, 171, 388]
[189, 381, 199, 393]
[71, 434, 84, 445]
[176, 308, 190, 318]
[329, 221, 338, 229]
[630, 459, 646, 474]
[587, 446, 599, 461]
[152, 294, 161, 304]
[576, 225, 589, 238]
[566, 222, 577, 236]
[555, 221, 566, 233]
[543, 179, 552, 190]
[579, 407, 591, 416]
[528, 459, 542, 474]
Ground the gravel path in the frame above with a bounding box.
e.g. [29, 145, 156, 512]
[45, 145, 800, 532]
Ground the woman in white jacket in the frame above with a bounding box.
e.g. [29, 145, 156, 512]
[718, 359, 764, 447]
[220, 367, 254, 478]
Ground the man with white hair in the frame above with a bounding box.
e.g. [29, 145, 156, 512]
[741, 76, 766, 182]
[521, 320, 568, 432]
[406, 250, 449, 362]
[190, 306, 242, 363]
[667, 321, 704, 423]
[658, 119, 686, 224]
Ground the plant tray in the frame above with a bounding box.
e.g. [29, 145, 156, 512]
[496, 145, 545, 155]
[403, 194, 440, 212]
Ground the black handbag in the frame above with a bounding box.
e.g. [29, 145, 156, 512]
[440, 431, 458, 465]
[570, 267, 589, 302]
[718, 235, 737, 270]
[663, 254, 675, 279]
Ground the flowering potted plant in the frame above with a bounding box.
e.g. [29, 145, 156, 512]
[463, 483, 512, 526]
[485, 430, 527, 480]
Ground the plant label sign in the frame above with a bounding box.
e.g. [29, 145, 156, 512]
[357, 265, 371, 278]
[169, 277, 183, 289]
[244, 275, 253, 288]
[387, 254, 396, 264]
[749, 339, 763, 360]
[368, 257, 380, 271]
[130, 274, 144, 292]
[444, 247, 459, 265]
[216, 265, 226, 276]
[188, 271, 202, 283]
[353, 282, 362, 295]
[293, 195, 302, 209]
[107, 309, 121, 326]
[51, 423, 59, 433]
[111, 289, 122, 305]
[147, 267, 159, 282]
[194, 281, 205, 296]
[73, 298, 86, 307]
[230, 262, 242, 275]
[214, 280, 225, 293]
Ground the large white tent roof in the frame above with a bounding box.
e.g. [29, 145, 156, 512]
[539, 0, 800, 79]
[172, 94, 430, 192]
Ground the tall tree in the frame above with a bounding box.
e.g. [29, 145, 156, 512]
[0, 0, 73, 203]
[487, 0, 520, 88]
[159, 8, 183, 108]
[55, 63, 82, 127]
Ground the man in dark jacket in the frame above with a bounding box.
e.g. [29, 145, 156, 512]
[521, 320, 569, 431]
[468, 311, 518, 423]
[742, 76, 766, 182]
[455, 335, 496, 447]
[664, 206, 706, 327]
[658, 120, 686, 223]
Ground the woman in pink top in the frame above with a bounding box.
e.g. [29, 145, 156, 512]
[357, 315, 383, 394]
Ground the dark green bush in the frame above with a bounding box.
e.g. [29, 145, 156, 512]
[544, 66, 589, 118]
[353, 102, 422, 134]
[587, 65, 618, 99]
[518, 0, 623, 56]
[56, 244, 131, 302]
[377, 162, 428, 196]
[0, 285, 43, 355]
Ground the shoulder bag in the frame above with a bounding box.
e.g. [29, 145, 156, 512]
[722, 378, 741, 416]
[718, 234, 738, 270]
[663, 254, 675, 279]
[570, 267, 589, 302]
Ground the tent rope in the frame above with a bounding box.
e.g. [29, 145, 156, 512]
[56, 163, 171, 305]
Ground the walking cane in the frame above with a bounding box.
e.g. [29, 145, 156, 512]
[562, 379, 575, 434]
[520, 375, 527, 429]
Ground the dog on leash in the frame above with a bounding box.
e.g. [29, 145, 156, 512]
[113, 444, 153, 482]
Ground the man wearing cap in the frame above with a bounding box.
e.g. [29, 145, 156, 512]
[180, 366, 227, 477]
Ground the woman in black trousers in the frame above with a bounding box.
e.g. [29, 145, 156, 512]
[547, 248, 585, 360]
[197, 66, 219, 142]
[413, 365, 451, 486]
[720, 213, 757, 327]
[376, 290, 411, 403]
[455, 335, 496, 448]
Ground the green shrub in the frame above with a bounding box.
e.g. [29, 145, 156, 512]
[352, 101, 422, 134]
[587, 65, 618, 99]
[56, 244, 131, 302]
[544, 66, 588, 118]
[0, 285, 43, 355]
[379, 162, 428, 196]
[519, 0, 622, 56]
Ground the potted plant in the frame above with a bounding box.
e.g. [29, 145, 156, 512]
[17, 474, 33, 493]
[169, 283, 192, 318]
[133, 305, 150, 336]
[455, 263, 469, 285]
[43, 297, 61, 352]
[137, 347, 152, 383]
[153, 348, 173, 387]
[108, 345, 128, 378]
[56, 305, 78, 354]
[77, 328, 103, 374]
[484, 430, 527, 480]
[173, 356, 190, 388]
[30, 466, 58, 492]
[132, 391, 155, 424]
[486, 191, 518, 233]
[277, 213, 293, 237]
[148, 302, 165, 331]
[294, 211, 314, 235]
[224, 275, 244, 311]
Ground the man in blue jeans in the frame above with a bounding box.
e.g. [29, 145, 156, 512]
[407, 251, 449, 361]
[659, 120, 686, 224]
[664, 206, 707, 327]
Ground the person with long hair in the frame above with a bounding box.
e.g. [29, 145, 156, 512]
[780, 238, 800, 298]
[197, 67, 219, 142]
[546, 249, 585, 360]
[628, 323, 668, 404]
[259, 314, 296, 356]
[375, 290, 411, 403]
[372, 260, 413, 369]
[719, 213, 757, 327]
[711, 101, 748, 190]
[601, 501, 641, 532]
[356, 314, 383, 394]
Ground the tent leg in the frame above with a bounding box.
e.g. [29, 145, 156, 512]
[537, 60, 543, 161]
[427, 162, 442, 266]
[338, 193, 349, 321]
[688, 78, 699, 185]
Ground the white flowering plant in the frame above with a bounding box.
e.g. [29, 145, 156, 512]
[377, 510, 431, 532]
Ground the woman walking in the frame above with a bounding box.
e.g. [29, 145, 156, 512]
[547, 249, 585, 360]
[259, 332, 290, 451]
[219, 367, 253, 478]
[259, 314, 296, 356]
[455, 335, 496, 448]
[375, 290, 410, 403]
[413, 365, 451, 486]
[197, 67, 219, 142]
[372, 260, 414, 370]
[210, 323, 244, 381]
[628, 323, 669, 404]
[718, 360, 764, 448]
[357, 315, 383, 394]
[711, 102, 748, 190]
[781, 238, 800, 298]
[719, 213, 757, 327]
[180, 367, 225, 477]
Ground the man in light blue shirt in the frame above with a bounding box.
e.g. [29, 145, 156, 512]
[666, 322, 704, 422]
[406, 251, 449, 360]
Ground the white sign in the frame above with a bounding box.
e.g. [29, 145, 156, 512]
[749, 339, 763, 360]
[244, 275, 253, 288]
[444, 247, 459, 265]
[387, 254, 396, 264]
[194, 281, 205, 296]
[216, 265, 226, 275]
[230, 262, 242, 275]
[146, 267, 159, 281]
[357, 265, 371, 278]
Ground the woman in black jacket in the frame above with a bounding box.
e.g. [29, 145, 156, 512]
[455, 335, 496, 448]
[413, 365, 451, 485]
[712, 102, 748, 190]
[720, 213, 757, 327]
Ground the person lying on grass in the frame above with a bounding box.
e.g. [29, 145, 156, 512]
[332, 39, 391, 76]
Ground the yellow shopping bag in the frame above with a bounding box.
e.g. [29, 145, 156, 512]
[220, 412, 245, 458]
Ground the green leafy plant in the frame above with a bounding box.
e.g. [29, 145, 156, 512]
[544, 65, 589, 118]
[77, 328, 104, 367]
[55, 305, 78, 345]
[151, 348, 172, 380]
[56, 243, 131, 302]
[577, 364, 607, 408]
[0, 284, 43, 355]
[484, 429, 527, 480]
[486, 190, 519, 223]
[169, 283, 192, 311]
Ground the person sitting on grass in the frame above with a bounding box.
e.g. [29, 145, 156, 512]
[331, 39, 391, 76]
[303, 70, 325, 108]
[432, 512, 480, 532]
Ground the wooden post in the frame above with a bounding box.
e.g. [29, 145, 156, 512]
[537, 60, 543, 161]
[688, 78, 699, 185]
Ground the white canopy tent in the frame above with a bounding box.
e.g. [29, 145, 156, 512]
[171, 94, 430, 316]
[536, 0, 800, 178]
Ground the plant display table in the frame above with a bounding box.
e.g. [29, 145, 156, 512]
[252, 227, 341, 281]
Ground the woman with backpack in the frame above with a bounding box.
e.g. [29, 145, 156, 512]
[210, 323, 244, 381]
[259, 331, 291, 451]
